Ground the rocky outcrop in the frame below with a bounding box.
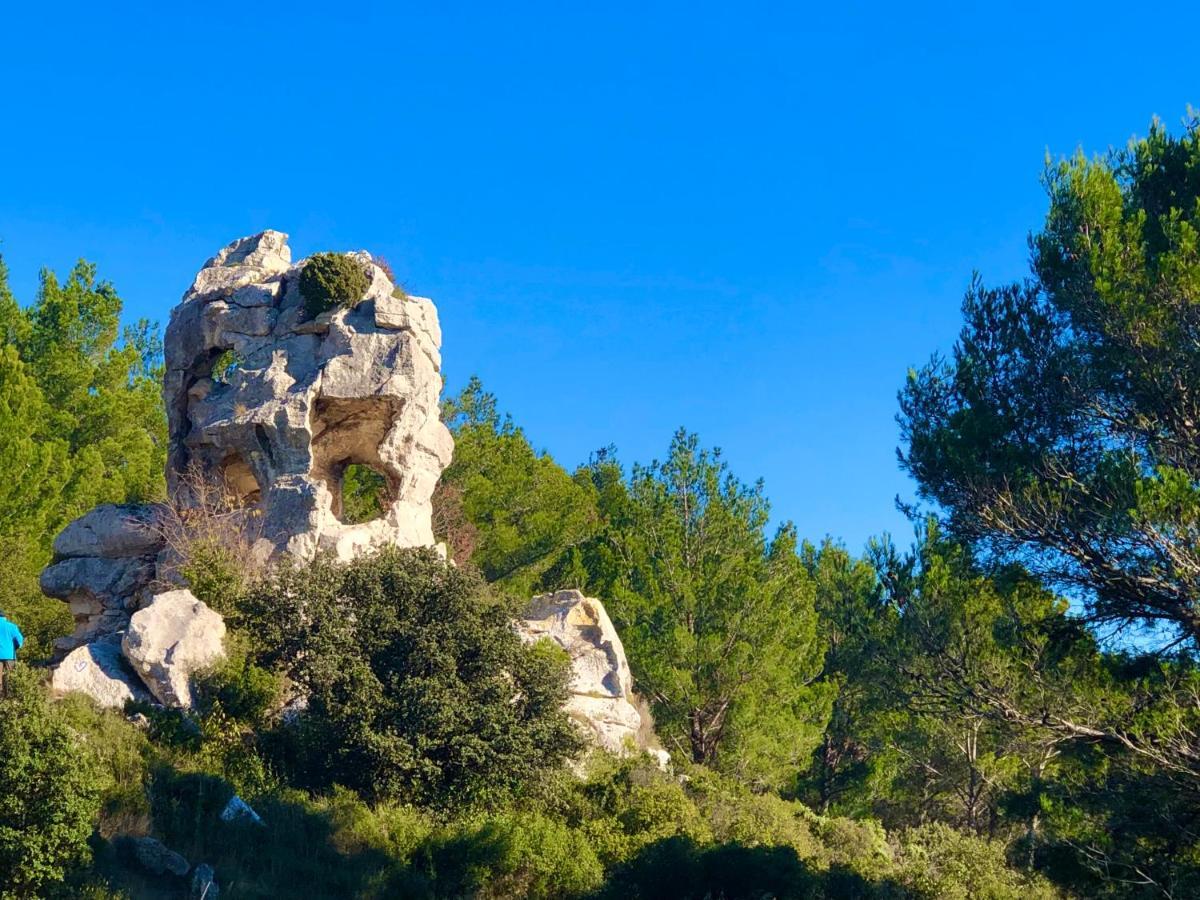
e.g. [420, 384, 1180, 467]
[39, 231, 668, 772]
[39, 504, 165, 653]
[122, 590, 226, 708]
[518, 590, 668, 765]
[163, 231, 453, 563]
[50, 633, 152, 708]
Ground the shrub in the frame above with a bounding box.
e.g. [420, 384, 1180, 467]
[179, 539, 248, 615]
[0, 667, 103, 896]
[896, 823, 1059, 900]
[299, 252, 369, 319]
[210, 348, 242, 384]
[152, 462, 265, 614]
[236, 547, 583, 807]
[427, 812, 604, 898]
[55, 695, 154, 840]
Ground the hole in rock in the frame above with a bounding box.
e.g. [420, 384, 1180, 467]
[219, 452, 262, 507]
[311, 397, 401, 524]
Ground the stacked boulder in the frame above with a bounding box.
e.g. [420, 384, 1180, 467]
[40, 504, 163, 653]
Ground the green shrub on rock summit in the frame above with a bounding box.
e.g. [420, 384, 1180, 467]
[299, 252, 370, 319]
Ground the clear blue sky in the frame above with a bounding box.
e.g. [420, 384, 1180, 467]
[1, 2, 1195, 552]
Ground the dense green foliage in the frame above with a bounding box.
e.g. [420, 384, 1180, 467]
[340, 462, 389, 524]
[0, 666, 102, 897]
[900, 114, 1200, 647]
[438, 387, 834, 786]
[437, 377, 600, 591]
[230, 548, 583, 807]
[572, 432, 833, 786]
[299, 252, 370, 319]
[44, 702, 1062, 899]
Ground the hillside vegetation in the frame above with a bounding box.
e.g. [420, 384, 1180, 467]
[3, 115, 1200, 898]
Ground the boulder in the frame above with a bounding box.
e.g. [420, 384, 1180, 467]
[220, 794, 263, 826]
[122, 590, 226, 708]
[131, 836, 190, 877]
[50, 633, 151, 708]
[518, 590, 667, 764]
[40, 554, 157, 648]
[52, 504, 162, 559]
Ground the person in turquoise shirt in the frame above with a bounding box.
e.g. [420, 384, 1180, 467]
[0, 610, 24, 696]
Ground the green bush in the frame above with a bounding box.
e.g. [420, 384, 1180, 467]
[427, 811, 604, 898]
[896, 823, 1059, 900]
[195, 633, 282, 726]
[0, 667, 103, 897]
[180, 540, 248, 616]
[235, 547, 583, 808]
[55, 695, 154, 840]
[299, 252, 369, 319]
[341, 463, 389, 524]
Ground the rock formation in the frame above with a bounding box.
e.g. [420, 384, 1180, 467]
[130, 836, 191, 878]
[518, 590, 668, 766]
[163, 231, 452, 562]
[50, 633, 151, 709]
[40, 504, 164, 653]
[41, 230, 665, 767]
[42, 231, 454, 706]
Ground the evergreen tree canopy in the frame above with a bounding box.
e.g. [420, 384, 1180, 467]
[581, 430, 833, 785]
[438, 377, 600, 594]
[900, 115, 1200, 646]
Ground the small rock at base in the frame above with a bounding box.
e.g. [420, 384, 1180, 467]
[131, 836, 190, 877]
[220, 794, 263, 826]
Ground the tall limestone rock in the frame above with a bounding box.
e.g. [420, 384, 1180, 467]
[518, 590, 669, 766]
[163, 231, 452, 561]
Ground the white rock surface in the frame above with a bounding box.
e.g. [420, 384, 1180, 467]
[163, 230, 453, 563]
[122, 590, 226, 708]
[518, 590, 666, 763]
[50, 633, 151, 708]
